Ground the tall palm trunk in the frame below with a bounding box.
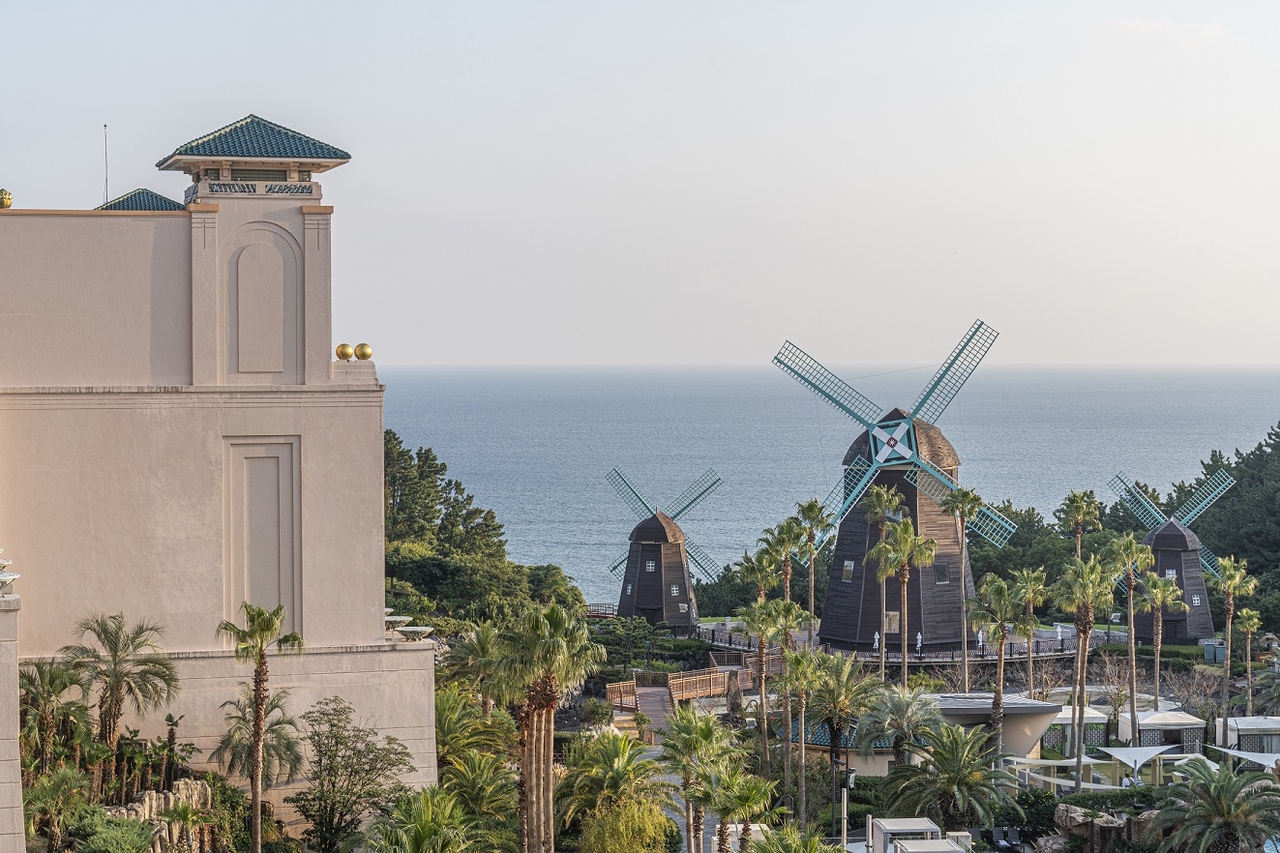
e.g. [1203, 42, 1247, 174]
[757, 639, 770, 779]
[879, 577, 887, 681]
[959, 515, 970, 693]
[900, 567, 911, 688]
[992, 627, 1008, 754]
[250, 654, 268, 853]
[1127, 569, 1139, 743]
[739, 817, 753, 853]
[692, 802, 705, 853]
[829, 726, 842, 840]
[1246, 629, 1255, 718]
[717, 814, 731, 853]
[1025, 601, 1036, 699]
[517, 706, 531, 853]
[797, 693, 807, 831]
[1153, 609, 1164, 711]
[682, 773, 694, 853]
[1073, 605, 1092, 792]
[782, 556, 791, 603]
[1222, 594, 1235, 727]
[781, 647, 792, 813]
[807, 538, 817, 646]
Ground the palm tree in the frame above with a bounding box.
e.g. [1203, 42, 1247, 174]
[1209, 557, 1258, 725]
[1051, 556, 1113, 791]
[440, 750, 518, 826]
[23, 766, 90, 853]
[366, 788, 483, 853]
[854, 684, 942, 766]
[159, 802, 213, 853]
[968, 574, 1025, 752]
[1010, 567, 1048, 698]
[210, 685, 303, 791]
[939, 488, 985, 693]
[714, 767, 779, 853]
[18, 658, 89, 775]
[1104, 532, 1154, 744]
[734, 549, 780, 604]
[497, 602, 606, 853]
[809, 651, 880, 840]
[1237, 608, 1263, 718]
[659, 705, 741, 853]
[866, 517, 937, 688]
[761, 518, 806, 605]
[862, 485, 905, 681]
[60, 612, 179, 795]
[882, 724, 1020, 832]
[215, 603, 304, 853]
[734, 599, 789, 781]
[782, 648, 823, 829]
[748, 825, 843, 853]
[794, 498, 834, 646]
[1135, 572, 1188, 711]
[557, 732, 676, 828]
[442, 621, 502, 713]
[435, 684, 511, 766]
[769, 600, 807, 810]
[1057, 490, 1102, 561]
[1146, 758, 1280, 853]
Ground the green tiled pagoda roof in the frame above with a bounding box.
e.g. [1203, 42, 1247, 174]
[156, 115, 351, 166]
[780, 719, 892, 750]
[96, 188, 185, 212]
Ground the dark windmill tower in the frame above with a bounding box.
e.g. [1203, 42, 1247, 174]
[607, 468, 724, 633]
[1107, 470, 1234, 644]
[773, 320, 1017, 654]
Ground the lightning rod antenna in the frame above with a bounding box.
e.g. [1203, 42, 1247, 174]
[103, 124, 109, 205]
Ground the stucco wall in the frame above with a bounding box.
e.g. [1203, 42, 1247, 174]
[0, 386, 385, 656]
[0, 212, 193, 387]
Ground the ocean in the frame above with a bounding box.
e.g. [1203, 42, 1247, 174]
[382, 365, 1280, 604]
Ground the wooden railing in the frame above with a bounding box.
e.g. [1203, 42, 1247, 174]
[605, 679, 637, 711]
[585, 602, 618, 618]
[668, 667, 730, 701]
[635, 670, 669, 688]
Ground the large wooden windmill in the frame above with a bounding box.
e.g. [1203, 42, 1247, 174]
[773, 319, 1016, 653]
[1107, 470, 1235, 644]
[608, 468, 723, 632]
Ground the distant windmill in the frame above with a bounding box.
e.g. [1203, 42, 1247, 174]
[773, 319, 1016, 652]
[1107, 469, 1235, 644]
[608, 468, 723, 632]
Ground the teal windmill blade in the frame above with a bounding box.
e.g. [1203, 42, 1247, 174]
[816, 455, 879, 547]
[1107, 473, 1168, 531]
[607, 467, 657, 519]
[1172, 468, 1235, 525]
[903, 461, 1017, 547]
[1198, 545, 1222, 578]
[665, 469, 723, 520]
[773, 341, 884, 430]
[685, 540, 723, 581]
[908, 320, 998, 426]
[608, 550, 630, 576]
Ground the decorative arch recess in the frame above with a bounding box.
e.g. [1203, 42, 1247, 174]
[219, 221, 304, 384]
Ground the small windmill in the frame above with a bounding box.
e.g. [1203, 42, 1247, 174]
[607, 468, 723, 631]
[1107, 469, 1235, 644]
[773, 319, 1016, 651]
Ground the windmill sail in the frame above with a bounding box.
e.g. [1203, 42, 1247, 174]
[607, 467, 657, 520]
[685, 540, 723, 581]
[1107, 473, 1168, 531]
[665, 469, 723, 520]
[908, 320, 998, 426]
[1173, 468, 1235, 525]
[773, 341, 884, 429]
[903, 463, 1017, 547]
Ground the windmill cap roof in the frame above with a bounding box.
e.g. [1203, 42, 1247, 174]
[1143, 519, 1200, 551]
[843, 407, 960, 469]
[630, 512, 685, 544]
[156, 114, 351, 169]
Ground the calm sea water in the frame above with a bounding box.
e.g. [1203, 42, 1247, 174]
[383, 365, 1280, 604]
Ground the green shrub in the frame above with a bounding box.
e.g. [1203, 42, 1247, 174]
[77, 819, 156, 853]
[994, 787, 1057, 839]
[581, 698, 613, 727]
[1060, 789, 1166, 814]
[204, 771, 251, 853]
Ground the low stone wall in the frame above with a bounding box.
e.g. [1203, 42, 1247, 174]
[104, 779, 212, 853]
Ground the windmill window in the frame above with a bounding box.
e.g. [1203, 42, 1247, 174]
[646, 560, 656, 573]
[1192, 595, 1201, 606]
[671, 585, 680, 597]
[625, 584, 632, 596]
[935, 564, 951, 585]
[678, 603, 689, 613]
[1165, 569, 1177, 580]
[842, 561, 855, 583]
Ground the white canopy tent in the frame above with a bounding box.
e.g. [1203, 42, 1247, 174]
[1097, 745, 1178, 774]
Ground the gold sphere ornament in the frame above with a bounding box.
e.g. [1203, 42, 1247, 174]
[0, 189, 11, 210]
[354, 343, 373, 361]
[335, 343, 354, 361]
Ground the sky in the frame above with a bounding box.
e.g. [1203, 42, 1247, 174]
[4, 2, 1280, 366]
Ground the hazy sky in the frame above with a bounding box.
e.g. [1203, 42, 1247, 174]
[5, 3, 1280, 366]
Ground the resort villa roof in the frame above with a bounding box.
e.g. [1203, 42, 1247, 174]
[1052, 705, 1108, 725]
[1225, 716, 1280, 732]
[930, 693, 1062, 716]
[1137, 710, 1203, 729]
[155, 114, 352, 172]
